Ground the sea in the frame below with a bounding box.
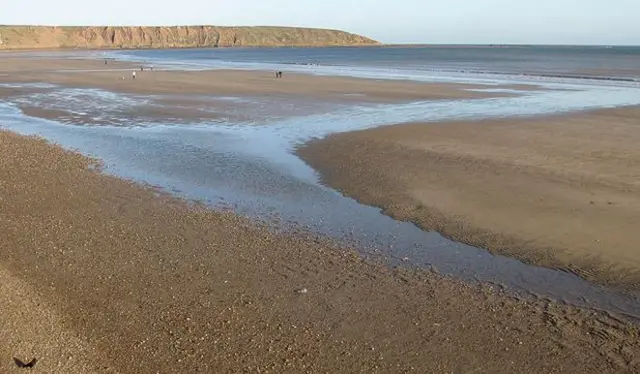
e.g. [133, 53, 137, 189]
[2, 46, 640, 317]
[105, 45, 640, 84]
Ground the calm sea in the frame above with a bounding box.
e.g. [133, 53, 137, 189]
[109, 46, 640, 82]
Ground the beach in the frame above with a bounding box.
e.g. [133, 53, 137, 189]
[0, 56, 513, 127]
[1, 51, 640, 372]
[1, 130, 639, 373]
[0, 56, 500, 102]
[298, 108, 640, 289]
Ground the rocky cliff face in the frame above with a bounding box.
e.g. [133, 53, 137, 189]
[0, 26, 378, 49]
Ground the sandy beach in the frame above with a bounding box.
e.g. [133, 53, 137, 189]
[0, 56, 522, 127]
[1, 53, 640, 372]
[0, 56, 504, 103]
[1, 130, 640, 373]
[298, 107, 640, 290]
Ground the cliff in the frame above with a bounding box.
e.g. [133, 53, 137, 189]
[0, 26, 378, 49]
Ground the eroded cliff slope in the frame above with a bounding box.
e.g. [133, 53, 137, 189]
[0, 26, 378, 49]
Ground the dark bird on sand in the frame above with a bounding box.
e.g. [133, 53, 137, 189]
[13, 357, 37, 368]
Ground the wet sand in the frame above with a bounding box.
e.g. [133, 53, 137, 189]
[0, 55, 524, 128]
[2, 53, 640, 372]
[2, 130, 640, 373]
[298, 107, 640, 290]
[0, 56, 505, 104]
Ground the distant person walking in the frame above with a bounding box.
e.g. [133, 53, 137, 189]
[132, 70, 136, 80]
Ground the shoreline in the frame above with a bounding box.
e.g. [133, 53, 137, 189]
[0, 56, 501, 103]
[1, 52, 640, 371]
[297, 107, 640, 291]
[6, 49, 640, 89]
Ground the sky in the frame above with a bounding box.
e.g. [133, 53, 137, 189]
[2, 0, 639, 45]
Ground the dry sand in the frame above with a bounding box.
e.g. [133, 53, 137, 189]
[298, 107, 640, 290]
[1, 130, 640, 373]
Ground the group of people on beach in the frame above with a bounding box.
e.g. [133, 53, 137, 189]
[106, 58, 284, 81]
[131, 65, 153, 80]
[104, 59, 153, 81]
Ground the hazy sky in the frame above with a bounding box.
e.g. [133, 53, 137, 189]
[2, 0, 639, 45]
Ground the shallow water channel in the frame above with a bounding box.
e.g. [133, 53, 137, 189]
[2, 79, 640, 318]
